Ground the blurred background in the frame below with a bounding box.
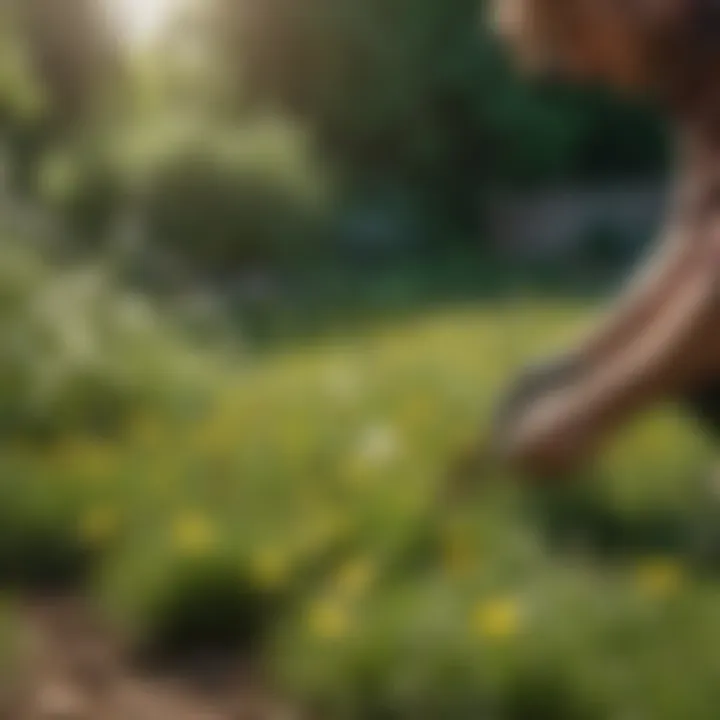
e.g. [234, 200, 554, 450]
[3, 0, 719, 718]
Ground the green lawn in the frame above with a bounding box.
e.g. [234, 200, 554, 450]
[3, 300, 720, 718]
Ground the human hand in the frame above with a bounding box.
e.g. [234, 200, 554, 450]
[498, 388, 597, 480]
[491, 353, 582, 448]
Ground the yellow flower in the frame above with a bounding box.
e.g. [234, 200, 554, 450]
[635, 557, 684, 598]
[472, 597, 523, 640]
[251, 547, 290, 589]
[79, 506, 118, 544]
[307, 598, 351, 640]
[334, 557, 375, 596]
[54, 439, 117, 481]
[173, 513, 217, 557]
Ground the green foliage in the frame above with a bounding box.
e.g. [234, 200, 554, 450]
[9, 0, 119, 124]
[3, 299, 720, 718]
[141, 119, 331, 271]
[0, 12, 46, 126]
[0, 232, 205, 441]
[41, 117, 332, 271]
[0, 458, 90, 588]
[101, 545, 279, 658]
[222, 0, 577, 189]
[220, 0, 667, 204]
[0, 1, 121, 193]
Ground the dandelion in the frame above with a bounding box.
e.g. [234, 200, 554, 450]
[345, 423, 403, 486]
[334, 557, 375, 597]
[323, 364, 362, 404]
[635, 557, 684, 598]
[358, 423, 402, 464]
[79, 506, 119, 545]
[54, 439, 116, 482]
[172, 512, 217, 557]
[471, 596, 523, 641]
[307, 598, 351, 640]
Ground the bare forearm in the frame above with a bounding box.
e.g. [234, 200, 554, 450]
[572, 252, 720, 431]
[577, 227, 691, 365]
[504, 241, 720, 478]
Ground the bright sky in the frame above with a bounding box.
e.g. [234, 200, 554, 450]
[104, 0, 176, 48]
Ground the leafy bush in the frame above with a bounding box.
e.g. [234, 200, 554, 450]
[0, 457, 90, 588]
[40, 117, 332, 273]
[4, 294, 720, 719]
[0, 231, 207, 441]
[101, 544, 279, 659]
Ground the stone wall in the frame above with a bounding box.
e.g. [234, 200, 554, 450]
[487, 183, 667, 259]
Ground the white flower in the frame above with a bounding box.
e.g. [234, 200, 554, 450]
[354, 423, 402, 468]
[115, 294, 157, 333]
[324, 363, 362, 403]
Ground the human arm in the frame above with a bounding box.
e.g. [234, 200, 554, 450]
[502, 235, 720, 478]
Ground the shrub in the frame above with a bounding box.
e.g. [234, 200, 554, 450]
[0, 460, 90, 588]
[99, 541, 283, 659]
[40, 116, 332, 274]
[0, 231, 207, 441]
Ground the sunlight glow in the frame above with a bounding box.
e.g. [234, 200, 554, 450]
[105, 0, 176, 48]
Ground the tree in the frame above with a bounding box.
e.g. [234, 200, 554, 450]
[12, 0, 120, 124]
[212, 0, 600, 234]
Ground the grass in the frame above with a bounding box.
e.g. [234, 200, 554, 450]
[2, 298, 720, 718]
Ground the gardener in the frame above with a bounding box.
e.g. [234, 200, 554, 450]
[491, 0, 720, 479]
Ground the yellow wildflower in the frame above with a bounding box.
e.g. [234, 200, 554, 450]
[307, 598, 351, 640]
[635, 557, 684, 598]
[472, 597, 523, 640]
[173, 513, 217, 557]
[54, 439, 116, 482]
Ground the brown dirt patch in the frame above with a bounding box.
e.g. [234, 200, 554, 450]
[3, 596, 295, 720]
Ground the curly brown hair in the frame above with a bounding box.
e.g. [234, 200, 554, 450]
[490, 0, 720, 112]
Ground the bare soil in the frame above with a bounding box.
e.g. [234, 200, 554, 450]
[3, 596, 295, 720]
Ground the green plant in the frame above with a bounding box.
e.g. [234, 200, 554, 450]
[41, 117, 332, 273]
